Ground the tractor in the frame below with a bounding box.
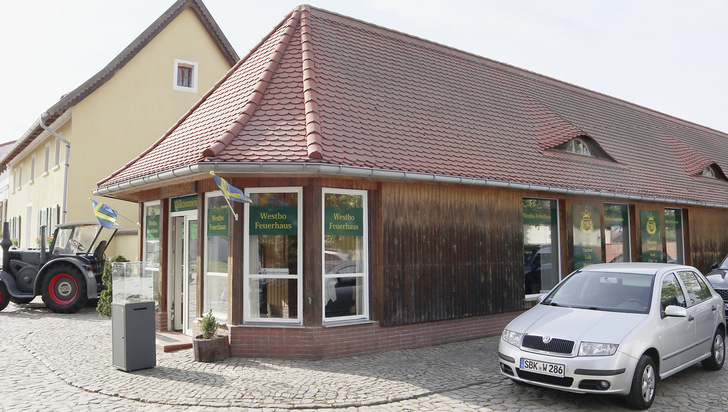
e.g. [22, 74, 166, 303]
[0, 221, 118, 313]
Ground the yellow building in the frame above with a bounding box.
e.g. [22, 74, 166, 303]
[0, 0, 238, 258]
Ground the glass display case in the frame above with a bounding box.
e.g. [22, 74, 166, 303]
[112, 261, 155, 304]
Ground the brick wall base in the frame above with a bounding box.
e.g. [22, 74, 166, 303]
[229, 310, 524, 359]
[155, 311, 168, 332]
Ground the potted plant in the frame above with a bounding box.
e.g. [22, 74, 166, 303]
[193, 310, 230, 362]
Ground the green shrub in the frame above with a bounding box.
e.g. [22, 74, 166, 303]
[200, 309, 219, 339]
[96, 255, 129, 318]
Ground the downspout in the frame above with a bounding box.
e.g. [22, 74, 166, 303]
[39, 112, 70, 224]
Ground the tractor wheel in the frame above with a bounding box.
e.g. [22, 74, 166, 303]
[0, 282, 9, 311]
[41, 264, 88, 313]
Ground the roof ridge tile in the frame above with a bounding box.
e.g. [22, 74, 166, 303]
[300, 6, 323, 159]
[202, 7, 302, 158]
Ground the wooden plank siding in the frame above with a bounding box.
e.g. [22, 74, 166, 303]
[379, 181, 523, 326]
[688, 206, 728, 273]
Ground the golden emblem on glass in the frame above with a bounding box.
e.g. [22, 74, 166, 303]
[579, 210, 594, 233]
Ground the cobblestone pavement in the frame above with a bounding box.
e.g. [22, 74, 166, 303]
[1, 300, 727, 411]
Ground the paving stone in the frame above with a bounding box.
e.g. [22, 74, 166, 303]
[1, 300, 727, 410]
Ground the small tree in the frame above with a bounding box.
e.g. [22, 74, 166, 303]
[199, 309, 219, 339]
[97, 255, 129, 318]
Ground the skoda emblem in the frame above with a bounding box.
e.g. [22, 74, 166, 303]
[542, 336, 552, 344]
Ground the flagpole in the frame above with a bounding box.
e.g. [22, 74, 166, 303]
[221, 194, 239, 221]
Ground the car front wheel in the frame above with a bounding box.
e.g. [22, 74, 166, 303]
[41, 265, 88, 313]
[702, 329, 725, 371]
[626, 355, 656, 410]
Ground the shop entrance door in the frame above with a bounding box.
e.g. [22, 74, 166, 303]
[170, 213, 198, 335]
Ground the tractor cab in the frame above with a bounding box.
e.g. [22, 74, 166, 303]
[51, 221, 117, 259]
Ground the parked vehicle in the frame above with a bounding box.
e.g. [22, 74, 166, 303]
[0, 222, 118, 313]
[498, 263, 725, 410]
[706, 254, 728, 314]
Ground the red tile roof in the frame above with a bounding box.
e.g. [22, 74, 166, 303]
[98, 5, 728, 207]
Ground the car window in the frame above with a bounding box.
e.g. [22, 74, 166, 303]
[542, 270, 652, 313]
[677, 271, 711, 306]
[661, 273, 686, 310]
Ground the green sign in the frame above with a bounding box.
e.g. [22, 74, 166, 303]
[249, 205, 297, 235]
[171, 195, 198, 212]
[523, 200, 557, 226]
[207, 206, 229, 237]
[604, 205, 627, 227]
[572, 205, 602, 269]
[665, 210, 682, 230]
[640, 209, 662, 262]
[146, 212, 160, 240]
[325, 206, 363, 236]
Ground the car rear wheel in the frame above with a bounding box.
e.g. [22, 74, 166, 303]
[0, 282, 9, 311]
[701, 329, 725, 371]
[626, 355, 656, 410]
[41, 265, 88, 313]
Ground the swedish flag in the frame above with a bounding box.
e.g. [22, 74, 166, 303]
[210, 172, 252, 203]
[92, 200, 117, 228]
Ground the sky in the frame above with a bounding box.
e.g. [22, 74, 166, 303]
[1, 0, 727, 143]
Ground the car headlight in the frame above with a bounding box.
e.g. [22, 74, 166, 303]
[502, 329, 524, 347]
[579, 341, 618, 356]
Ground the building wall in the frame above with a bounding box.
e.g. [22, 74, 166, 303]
[7, 8, 233, 258]
[7, 120, 71, 248]
[128, 174, 728, 358]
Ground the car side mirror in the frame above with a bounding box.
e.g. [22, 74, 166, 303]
[663, 305, 688, 318]
[711, 262, 719, 270]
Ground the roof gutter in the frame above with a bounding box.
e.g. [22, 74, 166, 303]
[39, 113, 70, 223]
[92, 162, 728, 209]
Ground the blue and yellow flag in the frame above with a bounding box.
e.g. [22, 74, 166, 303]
[210, 172, 252, 203]
[92, 200, 117, 228]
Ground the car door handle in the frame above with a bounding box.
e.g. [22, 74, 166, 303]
[688, 315, 695, 321]
[712, 305, 717, 311]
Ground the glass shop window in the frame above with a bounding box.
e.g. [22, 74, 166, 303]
[323, 189, 368, 322]
[143, 202, 161, 308]
[604, 204, 630, 263]
[244, 188, 302, 323]
[523, 198, 560, 295]
[665, 208, 684, 265]
[204, 194, 230, 321]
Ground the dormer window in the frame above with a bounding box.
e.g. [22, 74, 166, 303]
[564, 138, 591, 156]
[553, 135, 615, 162]
[700, 165, 716, 178]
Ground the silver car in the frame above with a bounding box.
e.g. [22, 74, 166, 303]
[498, 263, 725, 410]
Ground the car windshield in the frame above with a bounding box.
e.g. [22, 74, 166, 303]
[719, 255, 728, 270]
[541, 270, 654, 314]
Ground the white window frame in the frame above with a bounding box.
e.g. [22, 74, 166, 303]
[173, 59, 199, 93]
[43, 142, 51, 174]
[321, 188, 369, 324]
[29, 154, 36, 183]
[54, 138, 61, 167]
[243, 187, 303, 325]
[203, 193, 229, 323]
[17, 163, 23, 189]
